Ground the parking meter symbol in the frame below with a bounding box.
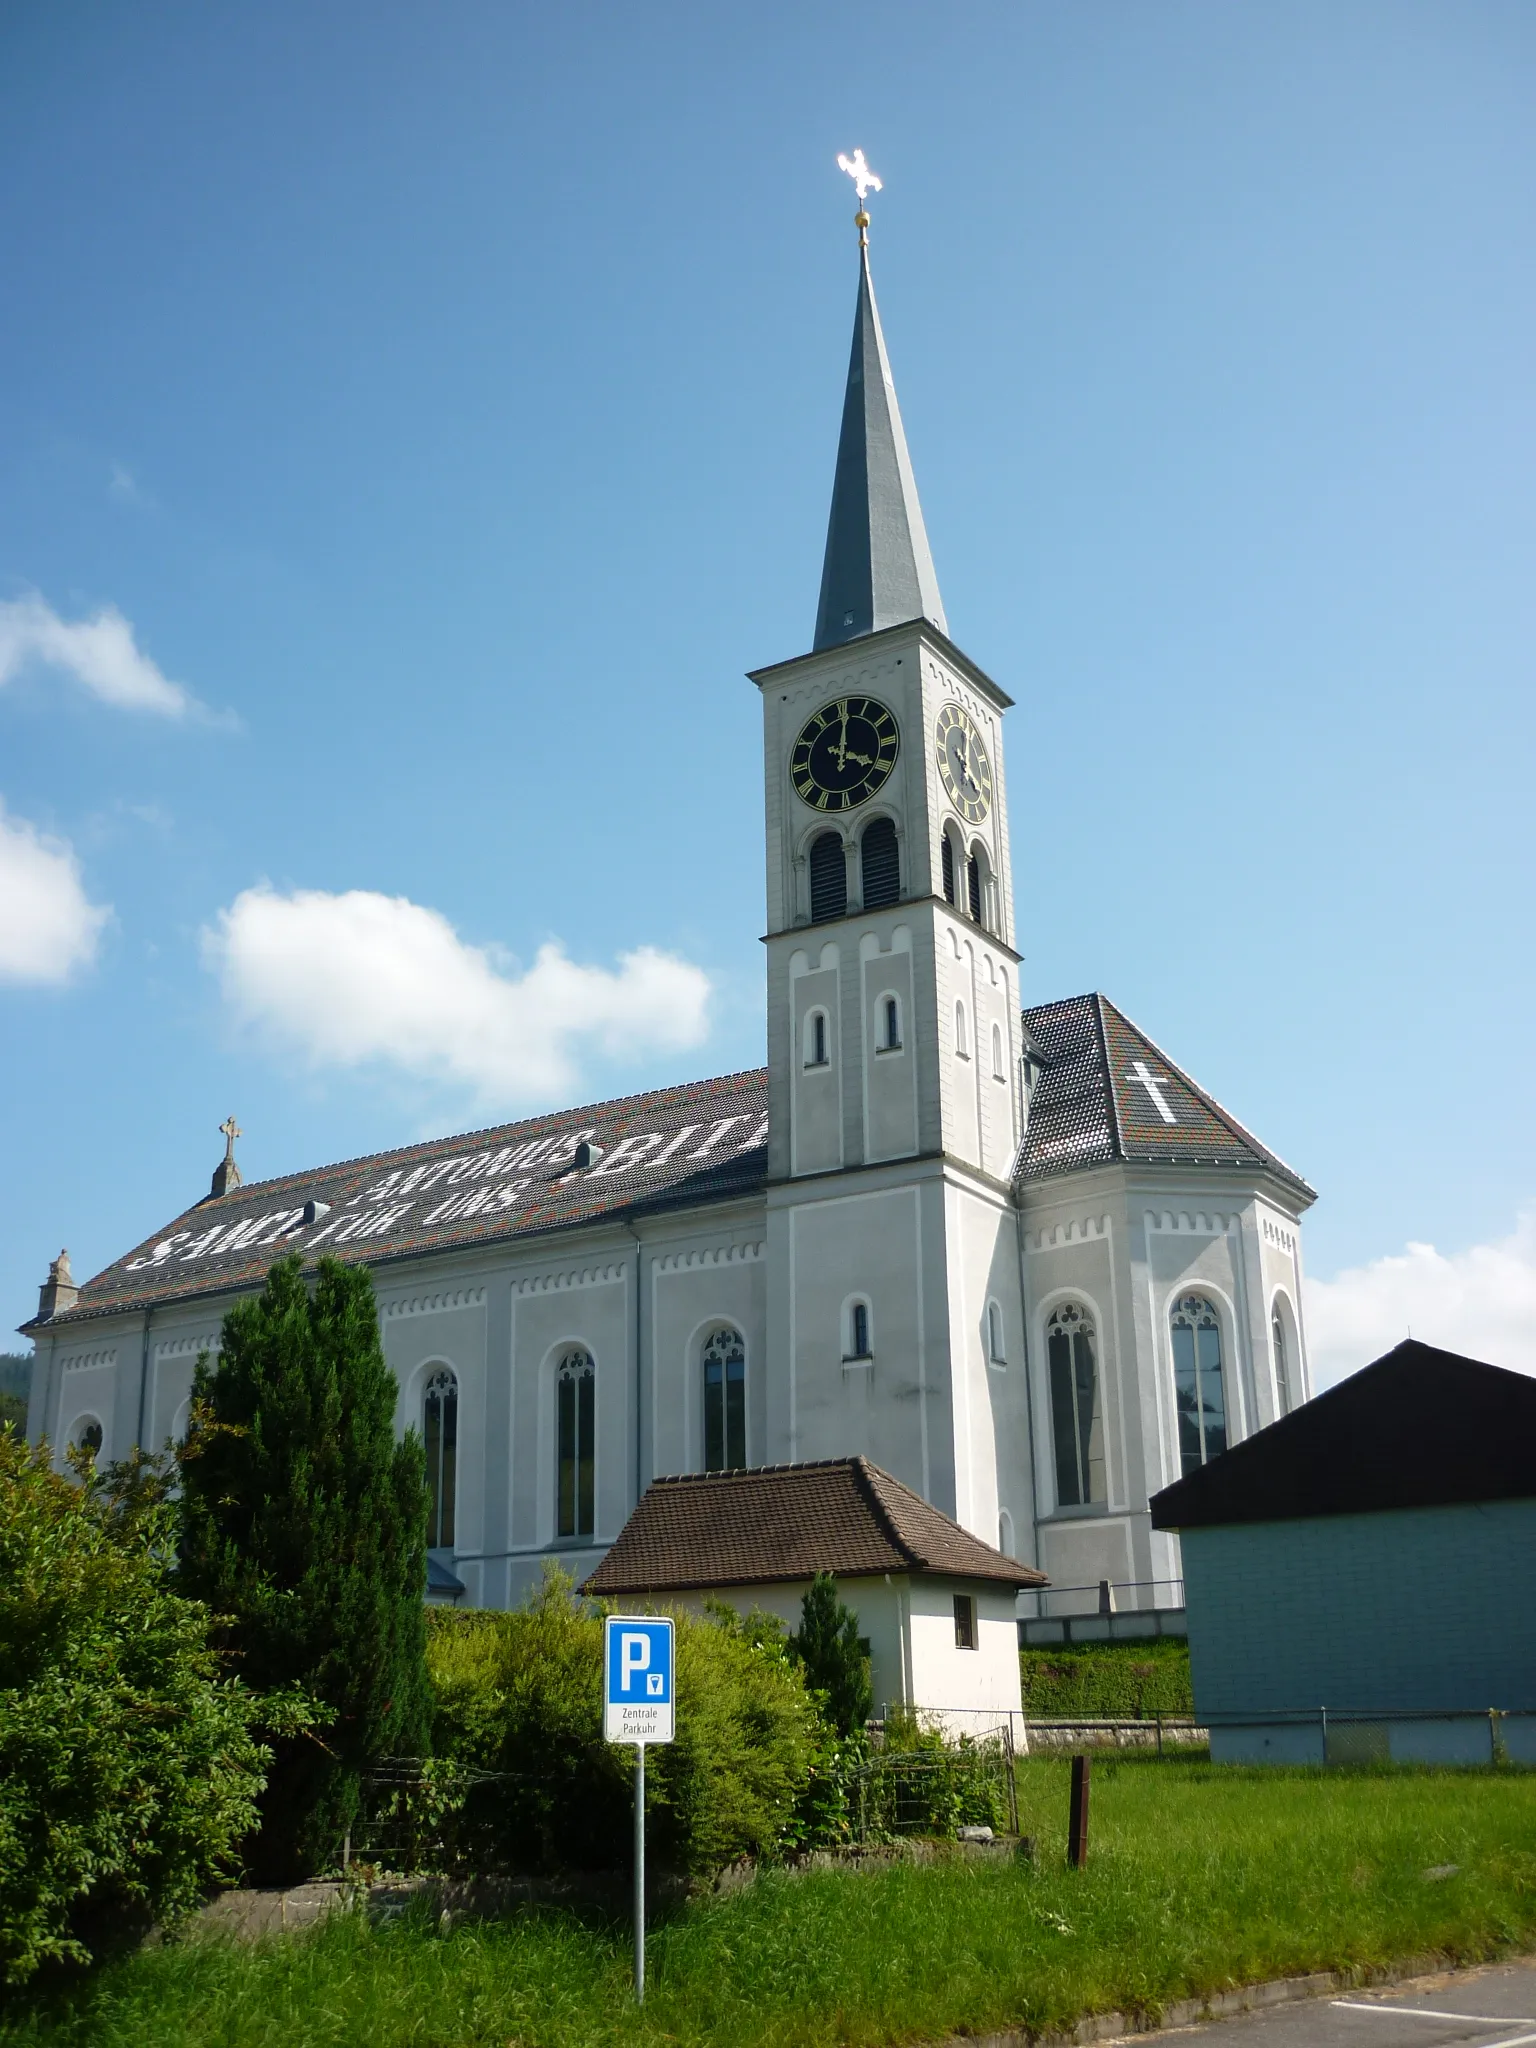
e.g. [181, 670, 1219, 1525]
[647, 1672, 663, 1696]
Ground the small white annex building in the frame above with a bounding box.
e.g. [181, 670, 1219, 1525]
[583, 1456, 1041, 1731]
[1152, 1340, 1536, 1765]
[21, 200, 1318, 1623]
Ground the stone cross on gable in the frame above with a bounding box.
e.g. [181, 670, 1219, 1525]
[220, 1115, 242, 1160]
[1125, 1060, 1177, 1125]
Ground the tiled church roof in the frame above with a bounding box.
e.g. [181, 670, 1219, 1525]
[1019, 993, 1313, 1200]
[33, 1069, 769, 1331]
[582, 1456, 1047, 1595]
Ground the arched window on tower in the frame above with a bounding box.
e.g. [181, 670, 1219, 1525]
[556, 1347, 595, 1539]
[954, 999, 969, 1059]
[991, 1021, 1005, 1080]
[941, 831, 956, 905]
[880, 994, 901, 1051]
[702, 1325, 746, 1472]
[1048, 1303, 1105, 1507]
[1171, 1295, 1228, 1476]
[1272, 1304, 1293, 1416]
[967, 848, 983, 923]
[809, 832, 847, 923]
[804, 1008, 829, 1067]
[423, 1367, 458, 1549]
[860, 816, 900, 908]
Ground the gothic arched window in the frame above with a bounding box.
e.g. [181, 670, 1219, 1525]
[860, 816, 900, 908]
[556, 1347, 595, 1539]
[1272, 1303, 1293, 1416]
[423, 1366, 458, 1549]
[702, 1325, 746, 1472]
[809, 832, 847, 923]
[1048, 1303, 1105, 1507]
[941, 831, 957, 905]
[1171, 1294, 1228, 1476]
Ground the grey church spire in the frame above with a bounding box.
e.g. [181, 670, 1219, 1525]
[813, 180, 948, 652]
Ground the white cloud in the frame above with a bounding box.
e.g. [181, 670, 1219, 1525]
[1306, 1212, 1536, 1387]
[204, 883, 714, 1104]
[0, 800, 110, 985]
[0, 591, 201, 719]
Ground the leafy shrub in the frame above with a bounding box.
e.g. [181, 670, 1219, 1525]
[1018, 1638, 1193, 1717]
[789, 1572, 872, 1737]
[178, 1255, 432, 1884]
[0, 1433, 281, 1985]
[427, 1572, 821, 1874]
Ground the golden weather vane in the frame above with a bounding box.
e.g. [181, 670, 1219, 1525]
[836, 148, 882, 247]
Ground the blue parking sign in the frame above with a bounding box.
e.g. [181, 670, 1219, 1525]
[604, 1615, 675, 1745]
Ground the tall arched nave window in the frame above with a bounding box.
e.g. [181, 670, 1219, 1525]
[423, 1366, 458, 1549]
[556, 1347, 595, 1539]
[702, 1325, 746, 1473]
[1171, 1294, 1228, 1476]
[1047, 1303, 1105, 1508]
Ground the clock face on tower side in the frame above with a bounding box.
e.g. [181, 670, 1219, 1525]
[935, 702, 994, 824]
[790, 696, 900, 812]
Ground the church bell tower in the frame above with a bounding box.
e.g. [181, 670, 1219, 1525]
[753, 168, 1034, 1550]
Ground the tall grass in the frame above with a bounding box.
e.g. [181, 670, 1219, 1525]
[6, 1759, 1535, 2048]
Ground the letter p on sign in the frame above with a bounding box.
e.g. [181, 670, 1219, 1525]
[604, 1615, 675, 1744]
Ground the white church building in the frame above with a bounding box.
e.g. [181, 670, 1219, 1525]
[22, 208, 1316, 1620]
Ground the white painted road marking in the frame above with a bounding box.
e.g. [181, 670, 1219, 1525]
[1331, 2010, 1536, 2028]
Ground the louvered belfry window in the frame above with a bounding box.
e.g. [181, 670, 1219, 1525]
[809, 832, 847, 923]
[860, 817, 900, 908]
[941, 833, 956, 904]
[967, 850, 983, 923]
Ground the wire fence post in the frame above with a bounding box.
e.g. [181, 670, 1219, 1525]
[1068, 1754, 1090, 1868]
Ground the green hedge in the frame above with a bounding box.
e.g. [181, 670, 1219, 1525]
[427, 1576, 822, 1874]
[1018, 1637, 1192, 1717]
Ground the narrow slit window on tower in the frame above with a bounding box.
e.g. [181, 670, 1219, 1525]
[703, 1325, 747, 1472]
[809, 831, 847, 923]
[988, 1299, 1006, 1364]
[967, 849, 983, 923]
[941, 832, 956, 905]
[954, 1000, 969, 1058]
[991, 1021, 1005, 1079]
[860, 816, 900, 908]
[847, 1300, 871, 1359]
[556, 1347, 595, 1539]
[806, 1009, 829, 1067]
[881, 994, 901, 1050]
[423, 1366, 458, 1549]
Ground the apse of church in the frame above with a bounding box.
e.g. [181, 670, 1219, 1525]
[21, 169, 1316, 1623]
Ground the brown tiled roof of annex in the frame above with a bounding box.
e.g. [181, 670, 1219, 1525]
[580, 1456, 1047, 1595]
[1019, 994, 1313, 1201]
[30, 1068, 769, 1332]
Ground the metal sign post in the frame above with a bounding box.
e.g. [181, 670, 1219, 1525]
[604, 1615, 675, 2003]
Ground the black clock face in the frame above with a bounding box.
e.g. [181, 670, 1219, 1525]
[790, 696, 900, 812]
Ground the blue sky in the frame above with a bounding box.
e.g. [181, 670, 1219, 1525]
[2, 2, 1533, 1375]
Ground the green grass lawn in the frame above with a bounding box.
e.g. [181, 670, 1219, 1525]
[7, 1759, 1536, 2048]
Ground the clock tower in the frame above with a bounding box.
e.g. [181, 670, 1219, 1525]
[752, 197, 1035, 1552]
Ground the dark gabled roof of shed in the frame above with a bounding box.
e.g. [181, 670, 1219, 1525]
[581, 1456, 1047, 1595]
[1151, 1340, 1536, 1530]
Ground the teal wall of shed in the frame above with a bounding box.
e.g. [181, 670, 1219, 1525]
[1181, 1500, 1536, 1718]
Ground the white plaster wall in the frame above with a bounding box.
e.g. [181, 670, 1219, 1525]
[906, 1577, 1024, 1725]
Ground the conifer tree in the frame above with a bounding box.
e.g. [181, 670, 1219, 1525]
[790, 1571, 873, 1737]
[178, 1254, 430, 1882]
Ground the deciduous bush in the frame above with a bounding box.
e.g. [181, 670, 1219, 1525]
[0, 1433, 278, 1985]
[427, 1573, 821, 1874]
[178, 1255, 432, 1883]
[1018, 1639, 1192, 1718]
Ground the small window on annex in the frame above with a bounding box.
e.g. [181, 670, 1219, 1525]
[556, 1347, 596, 1540]
[860, 816, 900, 908]
[423, 1366, 458, 1549]
[1171, 1294, 1228, 1476]
[703, 1325, 746, 1473]
[953, 1592, 977, 1650]
[809, 831, 847, 923]
[1048, 1303, 1106, 1508]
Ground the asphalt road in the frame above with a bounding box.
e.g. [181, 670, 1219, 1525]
[1139, 1962, 1536, 2048]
